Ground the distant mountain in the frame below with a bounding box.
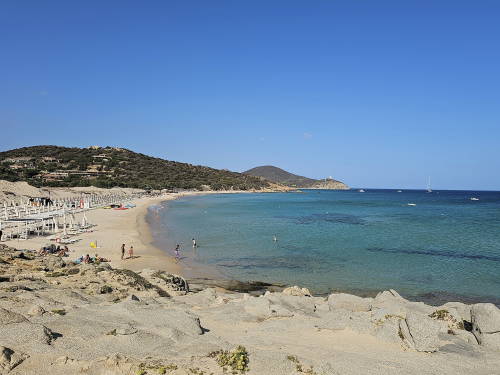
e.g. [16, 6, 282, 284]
[244, 166, 349, 190]
[0, 146, 276, 191]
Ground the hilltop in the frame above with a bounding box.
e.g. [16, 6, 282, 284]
[244, 165, 349, 190]
[0, 146, 276, 191]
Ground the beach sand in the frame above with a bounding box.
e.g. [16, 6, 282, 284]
[4, 193, 184, 275]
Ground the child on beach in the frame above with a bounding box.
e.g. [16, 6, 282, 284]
[128, 246, 134, 259]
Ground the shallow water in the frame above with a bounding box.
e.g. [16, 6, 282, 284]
[150, 189, 500, 303]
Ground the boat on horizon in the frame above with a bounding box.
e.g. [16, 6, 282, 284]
[426, 176, 432, 193]
[397, 190, 402, 192]
[407, 203, 417, 206]
[470, 197, 479, 201]
[358, 189, 365, 193]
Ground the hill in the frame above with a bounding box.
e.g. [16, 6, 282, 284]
[0, 146, 274, 191]
[244, 165, 349, 190]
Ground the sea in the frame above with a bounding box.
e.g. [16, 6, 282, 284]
[148, 189, 500, 305]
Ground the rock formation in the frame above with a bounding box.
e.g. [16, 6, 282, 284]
[0, 244, 499, 374]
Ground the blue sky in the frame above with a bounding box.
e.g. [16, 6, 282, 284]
[1, 1, 499, 190]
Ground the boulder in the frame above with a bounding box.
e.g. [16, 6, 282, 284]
[471, 303, 500, 349]
[282, 286, 311, 297]
[328, 293, 372, 312]
[402, 312, 444, 352]
[471, 303, 500, 334]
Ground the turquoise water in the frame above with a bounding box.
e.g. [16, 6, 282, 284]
[150, 190, 500, 304]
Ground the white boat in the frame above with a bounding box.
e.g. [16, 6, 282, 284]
[426, 176, 432, 193]
[358, 189, 365, 193]
[470, 197, 479, 201]
[397, 190, 402, 193]
[407, 203, 416, 206]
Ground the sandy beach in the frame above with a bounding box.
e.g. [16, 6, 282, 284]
[3, 193, 194, 276]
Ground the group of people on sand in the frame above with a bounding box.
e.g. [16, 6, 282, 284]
[120, 244, 134, 260]
[76, 253, 109, 264]
[39, 244, 70, 257]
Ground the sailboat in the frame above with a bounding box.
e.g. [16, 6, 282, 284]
[426, 176, 432, 193]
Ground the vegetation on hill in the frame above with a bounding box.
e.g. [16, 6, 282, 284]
[0, 146, 271, 191]
[244, 165, 349, 189]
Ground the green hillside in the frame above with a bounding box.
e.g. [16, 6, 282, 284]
[0, 145, 271, 191]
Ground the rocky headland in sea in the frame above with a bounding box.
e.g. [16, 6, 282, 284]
[1, 243, 499, 375]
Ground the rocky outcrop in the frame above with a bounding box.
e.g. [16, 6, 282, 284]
[0, 243, 499, 374]
[307, 179, 350, 190]
[244, 166, 350, 190]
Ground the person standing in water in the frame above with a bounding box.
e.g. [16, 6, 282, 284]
[174, 244, 181, 262]
[192, 238, 197, 247]
[273, 235, 278, 242]
[121, 244, 125, 260]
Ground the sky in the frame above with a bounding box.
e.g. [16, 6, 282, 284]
[1, 1, 499, 190]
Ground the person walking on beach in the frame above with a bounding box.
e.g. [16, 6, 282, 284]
[192, 238, 197, 248]
[128, 245, 134, 259]
[121, 244, 125, 260]
[174, 244, 181, 262]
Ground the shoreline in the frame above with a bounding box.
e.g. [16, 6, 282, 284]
[2, 190, 286, 285]
[5, 190, 500, 307]
[145, 192, 500, 307]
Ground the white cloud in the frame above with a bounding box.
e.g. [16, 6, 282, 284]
[303, 132, 313, 139]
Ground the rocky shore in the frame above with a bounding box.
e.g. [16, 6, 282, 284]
[1, 244, 499, 375]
